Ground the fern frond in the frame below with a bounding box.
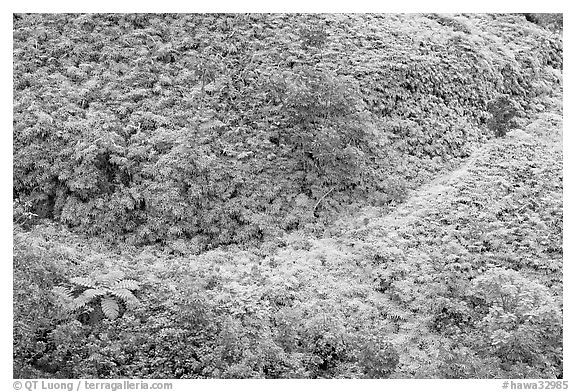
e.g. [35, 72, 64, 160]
[52, 286, 74, 306]
[99, 271, 125, 287]
[72, 292, 95, 310]
[111, 288, 140, 306]
[112, 279, 140, 291]
[381, 302, 411, 321]
[101, 296, 120, 319]
[83, 288, 107, 298]
[70, 276, 96, 288]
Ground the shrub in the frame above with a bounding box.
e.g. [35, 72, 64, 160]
[467, 268, 562, 377]
[487, 95, 522, 137]
[523, 13, 563, 32]
[357, 340, 399, 378]
[13, 228, 73, 378]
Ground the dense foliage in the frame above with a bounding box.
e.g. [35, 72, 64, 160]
[13, 13, 562, 247]
[13, 113, 563, 377]
[14, 13, 562, 379]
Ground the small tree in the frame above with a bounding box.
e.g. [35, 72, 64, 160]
[487, 95, 521, 137]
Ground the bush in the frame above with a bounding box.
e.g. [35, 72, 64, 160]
[467, 268, 562, 377]
[487, 95, 522, 137]
[523, 14, 563, 32]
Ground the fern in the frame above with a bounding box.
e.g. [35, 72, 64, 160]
[381, 301, 411, 321]
[112, 279, 140, 290]
[101, 296, 120, 320]
[72, 293, 95, 310]
[99, 271, 125, 287]
[53, 270, 140, 321]
[70, 276, 96, 288]
[110, 288, 140, 305]
[84, 288, 108, 297]
[52, 286, 73, 306]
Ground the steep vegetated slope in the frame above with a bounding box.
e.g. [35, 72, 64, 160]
[332, 109, 563, 378]
[13, 13, 562, 379]
[13, 104, 563, 379]
[14, 13, 561, 248]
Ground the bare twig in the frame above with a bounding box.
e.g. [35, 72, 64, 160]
[313, 187, 335, 213]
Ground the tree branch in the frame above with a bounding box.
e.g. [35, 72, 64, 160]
[313, 187, 335, 213]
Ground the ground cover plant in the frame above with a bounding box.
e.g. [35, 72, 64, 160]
[13, 13, 562, 379]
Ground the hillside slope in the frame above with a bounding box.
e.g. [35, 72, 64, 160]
[13, 13, 562, 248]
[328, 106, 563, 377]
[14, 94, 562, 378]
[14, 13, 562, 379]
